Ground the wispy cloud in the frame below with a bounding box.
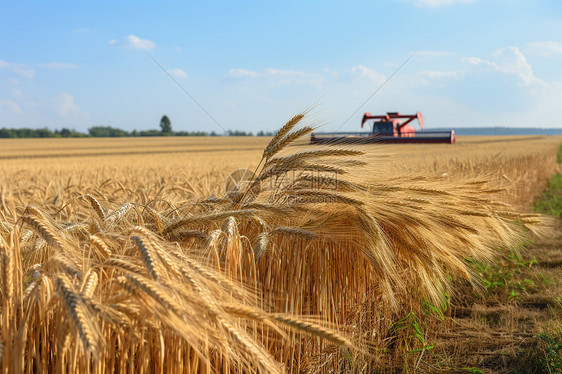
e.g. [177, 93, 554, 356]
[0, 60, 35, 79]
[53, 93, 88, 117]
[463, 47, 542, 86]
[109, 35, 155, 50]
[0, 99, 23, 115]
[410, 0, 476, 7]
[350, 65, 386, 83]
[227, 68, 260, 79]
[167, 68, 187, 79]
[263, 68, 311, 77]
[39, 62, 80, 69]
[526, 41, 562, 57]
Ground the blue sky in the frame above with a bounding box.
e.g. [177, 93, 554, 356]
[1, 0, 562, 133]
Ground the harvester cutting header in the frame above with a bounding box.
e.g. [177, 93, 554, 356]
[310, 112, 455, 144]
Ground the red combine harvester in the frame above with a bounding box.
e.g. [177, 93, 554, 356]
[310, 112, 455, 144]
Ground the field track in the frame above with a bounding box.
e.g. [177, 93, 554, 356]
[431, 221, 562, 372]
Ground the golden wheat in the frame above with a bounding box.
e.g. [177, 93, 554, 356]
[0, 118, 559, 372]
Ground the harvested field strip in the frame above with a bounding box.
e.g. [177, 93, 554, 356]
[0, 146, 266, 160]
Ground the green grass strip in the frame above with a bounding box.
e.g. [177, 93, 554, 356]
[534, 143, 562, 217]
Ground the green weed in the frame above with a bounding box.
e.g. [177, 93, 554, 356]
[392, 313, 434, 354]
[535, 174, 562, 218]
[535, 143, 562, 217]
[467, 250, 538, 299]
[537, 332, 562, 373]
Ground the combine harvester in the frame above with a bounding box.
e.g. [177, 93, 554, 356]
[310, 112, 455, 144]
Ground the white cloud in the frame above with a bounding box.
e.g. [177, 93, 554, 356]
[53, 93, 88, 117]
[227, 68, 261, 79]
[226, 67, 322, 86]
[351, 65, 386, 83]
[109, 35, 155, 50]
[264, 68, 310, 77]
[0, 99, 23, 115]
[39, 62, 80, 69]
[323, 67, 339, 77]
[267, 69, 323, 86]
[413, 50, 453, 57]
[420, 70, 464, 79]
[526, 41, 562, 57]
[168, 68, 187, 79]
[0, 60, 35, 79]
[411, 0, 476, 6]
[463, 47, 542, 86]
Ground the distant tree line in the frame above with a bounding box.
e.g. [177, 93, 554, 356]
[0, 127, 275, 138]
[0, 115, 276, 138]
[0, 127, 87, 138]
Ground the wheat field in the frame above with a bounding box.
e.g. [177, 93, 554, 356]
[0, 116, 560, 373]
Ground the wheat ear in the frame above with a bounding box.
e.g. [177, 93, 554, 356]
[89, 235, 112, 259]
[123, 273, 183, 316]
[264, 127, 315, 160]
[102, 258, 145, 274]
[265, 149, 364, 168]
[81, 271, 99, 297]
[263, 113, 305, 159]
[82, 195, 106, 220]
[163, 210, 256, 234]
[21, 216, 64, 250]
[131, 236, 161, 280]
[56, 276, 101, 357]
[255, 232, 270, 259]
[271, 314, 356, 351]
[1, 251, 13, 301]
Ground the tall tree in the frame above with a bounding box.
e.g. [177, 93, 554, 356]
[160, 115, 172, 134]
